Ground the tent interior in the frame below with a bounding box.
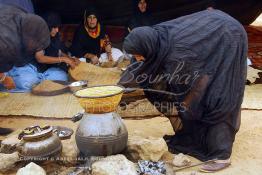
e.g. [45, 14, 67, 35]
[31, 0, 262, 48]
[32, 0, 261, 25]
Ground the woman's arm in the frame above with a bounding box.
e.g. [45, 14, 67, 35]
[105, 44, 113, 61]
[60, 51, 70, 58]
[60, 50, 81, 66]
[35, 50, 79, 69]
[102, 35, 113, 61]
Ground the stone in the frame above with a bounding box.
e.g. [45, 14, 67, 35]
[58, 167, 85, 175]
[138, 160, 166, 175]
[172, 153, 191, 167]
[177, 171, 198, 175]
[0, 132, 20, 154]
[126, 136, 168, 162]
[16, 162, 46, 175]
[247, 66, 261, 83]
[161, 151, 175, 162]
[0, 152, 19, 173]
[59, 135, 79, 165]
[91, 154, 137, 175]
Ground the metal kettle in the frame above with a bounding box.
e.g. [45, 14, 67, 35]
[73, 112, 128, 156]
[17, 126, 62, 160]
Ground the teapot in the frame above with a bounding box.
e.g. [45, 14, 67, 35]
[17, 125, 62, 160]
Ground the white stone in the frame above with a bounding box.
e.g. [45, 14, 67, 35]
[177, 171, 198, 175]
[59, 135, 79, 165]
[16, 162, 46, 175]
[0, 152, 19, 173]
[127, 136, 168, 162]
[91, 154, 137, 175]
[247, 66, 261, 83]
[172, 153, 191, 167]
[0, 132, 20, 154]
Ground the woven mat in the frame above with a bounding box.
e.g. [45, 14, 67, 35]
[117, 99, 161, 118]
[0, 93, 82, 119]
[69, 62, 121, 86]
[242, 84, 262, 110]
[0, 84, 261, 119]
[0, 92, 151, 119]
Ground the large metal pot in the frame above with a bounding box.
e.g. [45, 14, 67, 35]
[17, 126, 62, 160]
[75, 112, 128, 156]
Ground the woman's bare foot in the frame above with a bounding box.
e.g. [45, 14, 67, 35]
[199, 159, 231, 173]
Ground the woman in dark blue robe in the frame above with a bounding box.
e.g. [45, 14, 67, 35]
[119, 9, 247, 172]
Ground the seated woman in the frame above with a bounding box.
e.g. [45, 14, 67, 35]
[32, 12, 75, 82]
[127, 0, 155, 32]
[0, 4, 48, 91]
[70, 8, 123, 65]
[119, 10, 247, 172]
[0, 9, 79, 92]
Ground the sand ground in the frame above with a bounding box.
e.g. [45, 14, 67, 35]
[0, 110, 261, 175]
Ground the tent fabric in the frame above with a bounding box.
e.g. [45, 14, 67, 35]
[32, 0, 262, 25]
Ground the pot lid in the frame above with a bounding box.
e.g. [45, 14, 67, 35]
[18, 125, 53, 140]
[53, 126, 74, 140]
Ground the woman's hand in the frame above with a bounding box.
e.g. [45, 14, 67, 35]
[90, 55, 99, 65]
[133, 54, 145, 61]
[72, 57, 80, 66]
[63, 57, 79, 69]
[105, 44, 113, 61]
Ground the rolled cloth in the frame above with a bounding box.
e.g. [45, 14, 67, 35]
[120, 10, 247, 161]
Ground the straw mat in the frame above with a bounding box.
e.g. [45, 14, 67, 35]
[0, 84, 261, 119]
[0, 93, 82, 118]
[69, 62, 121, 86]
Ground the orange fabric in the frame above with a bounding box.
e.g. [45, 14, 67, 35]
[85, 23, 101, 39]
[3, 76, 16, 90]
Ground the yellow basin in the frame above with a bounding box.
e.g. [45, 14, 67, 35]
[74, 85, 124, 113]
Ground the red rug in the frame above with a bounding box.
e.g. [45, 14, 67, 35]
[245, 26, 262, 69]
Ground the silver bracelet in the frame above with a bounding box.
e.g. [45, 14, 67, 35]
[0, 73, 6, 83]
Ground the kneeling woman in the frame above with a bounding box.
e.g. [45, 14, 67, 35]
[119, 10, 247, 172]
[0, 9, 79, 92]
